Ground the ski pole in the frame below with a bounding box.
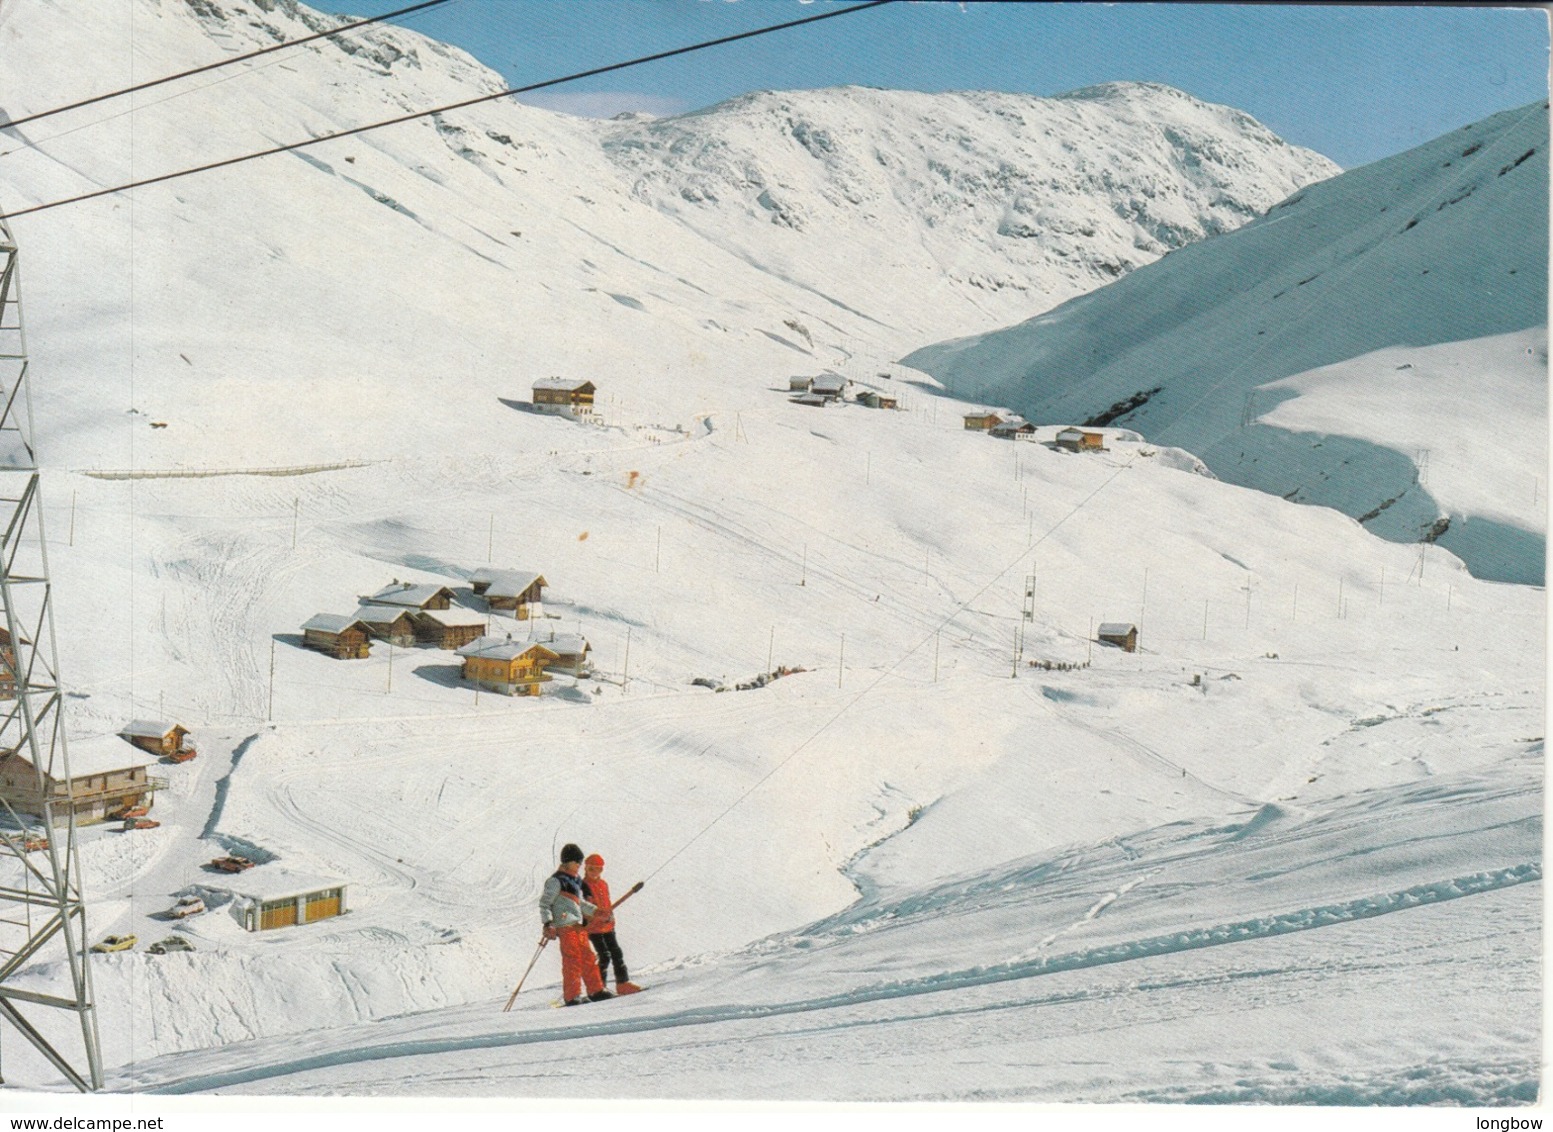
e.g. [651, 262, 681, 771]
[612, 881, 645, 910]
[502, 936, 549, 1012]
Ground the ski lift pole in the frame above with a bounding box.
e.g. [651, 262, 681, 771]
[502, 936, 549, 1012]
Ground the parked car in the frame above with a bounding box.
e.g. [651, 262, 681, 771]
[108, 804, 149, 821]
[148, 937, 194, 955]
[165, 749, 197, 764]
[20, 835, 47, 852]
[122, 818, 161, 831]
[90, 934, 137, 953]
[209, 856, 254, 873]
[168, 896, 206, 919]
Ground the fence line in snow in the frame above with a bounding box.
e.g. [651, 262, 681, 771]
[79, 460, 376, 481]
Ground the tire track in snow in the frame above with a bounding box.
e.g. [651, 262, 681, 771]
[137, 861, 1539, 1094]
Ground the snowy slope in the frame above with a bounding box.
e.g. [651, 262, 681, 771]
[0, 0, 1540, 1105]
[904, 101, 1549, 584]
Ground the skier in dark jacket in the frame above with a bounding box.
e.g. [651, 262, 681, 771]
[539, 843, 609, 1005]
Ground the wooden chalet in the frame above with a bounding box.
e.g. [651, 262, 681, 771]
[856, 391, 900, 410]
[790, 392, 827, 408]
[412, 606, 489, 650]
[963, 410, 1004, 431]
[457, 636, 559, 696]
[217, 869, 348, 932]
[811, 373, 848, 401]
[362, 581, 456, 611]
[120, 720, 196, 760]
[484, 570, 547, 619]
[532, 378, 596, 419]
[301, 614, 372, 660]
[1056, 427, 1105, 452]
[353, 604, 418, 648]
[990, 417, 1037, 440]
[788, 375, 814, 393]
[1097, 622, 1139, 653]
[0, 735, 165, 826]
[542, 633, 593, 678]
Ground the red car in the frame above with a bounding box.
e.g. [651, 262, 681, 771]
[209, 856, 254, 873]
[166, 749, 197, 764]
[21, 836, 47, 852]
[109, 805, 149, 821]
[122, 818, 161, 832]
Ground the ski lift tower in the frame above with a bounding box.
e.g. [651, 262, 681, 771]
[0, 218, 103, 1091]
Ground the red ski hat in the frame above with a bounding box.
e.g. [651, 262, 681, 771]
[585, 853, 605, 867]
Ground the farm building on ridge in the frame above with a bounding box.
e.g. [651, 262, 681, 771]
[1056, 428, 1106, 452]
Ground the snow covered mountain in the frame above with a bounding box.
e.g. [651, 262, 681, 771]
[904, 101, 1549, 585]
[598, 82, 1339, 334]
[0, 0, 1540, 1105]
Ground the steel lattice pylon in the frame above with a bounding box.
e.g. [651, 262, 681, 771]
[0, 218, 103, 1092]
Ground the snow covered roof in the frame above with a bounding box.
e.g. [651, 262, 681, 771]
[364, 582, 456, 608]
[353, 603, 417, 627]
[1097, 622, 1137, 636]
[532, 377, 594, 393]
[1057, 426, 1097, 438]
[543, 634, 591, 656]
[812, 374, 847, 392]
[413, 606, 489, 628]
[58, 734, 157, 777]
[455, 635, 561, 662]
[215, 866, 347, 903]
[790, 393, 827, 406]
[302, 614, 369, 634]
[120, 720, 184, 740]
[484, 570, 545, 598]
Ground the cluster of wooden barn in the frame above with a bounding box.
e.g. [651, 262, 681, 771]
[0, 720, 195, 826]
[301, 573, 592, 697]
[963, 411, 1107, 451]
[788, 372, 899, 411]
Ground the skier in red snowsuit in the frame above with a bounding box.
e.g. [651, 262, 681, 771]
[540, 843, 609, 1005]
[584, 853, 642, 994]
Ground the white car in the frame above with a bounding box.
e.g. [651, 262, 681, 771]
[168, 895, 206, 919]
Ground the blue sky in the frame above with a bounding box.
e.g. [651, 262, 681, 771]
[310, 1, 1549, 168]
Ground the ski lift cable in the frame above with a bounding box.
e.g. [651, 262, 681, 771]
[0, 0, 896, 221]
[0, 3, 456, 162]
[0, 0, 455, 134]
[643, 453, 1140, 883]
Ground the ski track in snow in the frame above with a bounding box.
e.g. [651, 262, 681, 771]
[130, 861, 1538, 1094]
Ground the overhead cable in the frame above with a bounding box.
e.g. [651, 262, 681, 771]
[0, 0, 453, 132]
[0, 0, 894, 221]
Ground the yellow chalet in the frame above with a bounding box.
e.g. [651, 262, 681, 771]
[456, 635, 560, 696]
[532, 378, 596, 419]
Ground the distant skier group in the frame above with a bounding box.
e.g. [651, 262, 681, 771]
[540, 843, 643, 1006]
